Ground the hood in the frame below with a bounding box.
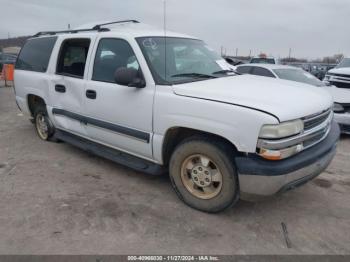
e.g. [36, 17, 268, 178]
[172, 75, 333, 122]
[328, 67, 350, 75]
[321, 85, 350, 104]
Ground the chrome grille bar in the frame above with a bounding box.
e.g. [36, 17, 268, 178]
[303, 108, 331, 130]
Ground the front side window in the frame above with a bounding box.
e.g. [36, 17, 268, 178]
[273, 68, 326, 87]
[92, 38, 140, 83]
[56, 38, 91, 78]
[16, 37, 57, 72]
[136, 37, 228, 84]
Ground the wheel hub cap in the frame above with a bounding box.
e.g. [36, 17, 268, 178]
[36, 114, 49, 139]
[191, 165, 212, 187]
[180, 154, 223, 200]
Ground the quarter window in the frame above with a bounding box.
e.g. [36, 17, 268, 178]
[15, 37, 57, 72]
[56, 38, 91, 78]
[92, 38, 140, 83]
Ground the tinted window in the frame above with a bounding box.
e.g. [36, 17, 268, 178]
[251, 67, 275, 78]
[15, 37, 57, 72]
[236, 66, 252, 74]
[92, 38, 140, 83]
[57, 38, 90, 78]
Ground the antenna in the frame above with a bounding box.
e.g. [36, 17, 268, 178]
[163, 0, 167, 81]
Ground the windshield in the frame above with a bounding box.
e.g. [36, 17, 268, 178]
[250, 58, 275, 64]
[136, 37, 233, 84]
[273, 68, 326, 87]
[336, 58, 350, 69]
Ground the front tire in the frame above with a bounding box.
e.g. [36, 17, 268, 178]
[169, 136, 239, 213]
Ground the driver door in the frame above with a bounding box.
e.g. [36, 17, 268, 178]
[84, 38, 155, 159]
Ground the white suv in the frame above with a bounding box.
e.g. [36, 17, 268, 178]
[324, 57, 350, 133]
[14, 21, 339, 212]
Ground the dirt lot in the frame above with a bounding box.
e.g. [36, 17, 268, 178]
[0, 85, 349, 255]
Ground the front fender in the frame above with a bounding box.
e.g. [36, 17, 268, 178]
[152, 86, 278, 163]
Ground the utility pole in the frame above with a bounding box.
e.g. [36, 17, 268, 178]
[68, 24, 71, 30]
[235, 48, 238, 57]
[221, 46, 223, 56]
[288, 48, 292, 61]
[249, 49, 252, 58]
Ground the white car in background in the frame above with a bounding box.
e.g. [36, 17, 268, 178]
[237, 64, 350, 134]
[324, 57, 350, 88]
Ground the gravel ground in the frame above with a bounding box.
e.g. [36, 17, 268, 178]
[0, 85, 349, 255]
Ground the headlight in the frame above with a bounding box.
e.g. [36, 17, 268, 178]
[257, 119, 304, 160]
[333, 103, 344, 113]
[259, 119, 304, 139]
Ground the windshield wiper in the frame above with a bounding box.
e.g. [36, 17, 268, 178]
[212, 69, 241, 75]
[171, 73, 217, 79]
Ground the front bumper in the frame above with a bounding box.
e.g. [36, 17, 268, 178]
[235, 121, 340, 199]
[334, 113, 350, 134]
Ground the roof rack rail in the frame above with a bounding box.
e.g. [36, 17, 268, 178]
[92, 20, 140, 30]
[33, 19, 140, 37]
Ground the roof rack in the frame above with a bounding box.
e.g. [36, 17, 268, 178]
[33, 19, 140, 37]
[92, 19, 140, 30]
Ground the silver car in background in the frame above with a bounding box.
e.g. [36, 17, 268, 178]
[236, 64, 350, 134]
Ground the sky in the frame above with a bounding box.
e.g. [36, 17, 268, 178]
[0, 0, 349, 59]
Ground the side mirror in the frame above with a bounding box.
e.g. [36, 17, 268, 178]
[114, 67, 145, 88]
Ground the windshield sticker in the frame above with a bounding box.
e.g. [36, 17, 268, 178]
[142, 38, 158, 50]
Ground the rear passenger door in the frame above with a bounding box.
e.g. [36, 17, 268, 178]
[50, 37, 95, 137]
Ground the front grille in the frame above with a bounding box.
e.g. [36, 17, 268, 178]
[330, 81, 350, 89]
[303, 109, 331, 131]
[303, 126, 329, 148]
[330, 73, 350, 79]
[301, 108, 332, 149]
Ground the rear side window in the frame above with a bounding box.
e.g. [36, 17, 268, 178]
[57, 38, 91, 78]
[236, 66, 252, 74]
[15, 37, 57, 72]
[251, 67, 275, 78]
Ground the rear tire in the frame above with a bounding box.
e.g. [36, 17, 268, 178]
[34, 106, 56, 141]
[169, 136, 239, 213]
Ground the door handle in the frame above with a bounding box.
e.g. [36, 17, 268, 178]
[86, 89, 97, 99]
[55, 84, 66, 93]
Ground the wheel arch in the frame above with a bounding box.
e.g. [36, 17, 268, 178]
[161, 126, 240, 166]
[27, 94, 47, 117]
